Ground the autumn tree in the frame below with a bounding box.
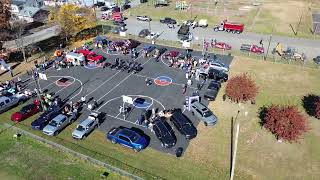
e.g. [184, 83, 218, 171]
[0, 0, 12, 49]
[225, 73, 258, 104]
[315, 100, 320, 119]
[261, 105, 309, 142]
[48, 4, 96, 41]
[11, 20, 27, 62]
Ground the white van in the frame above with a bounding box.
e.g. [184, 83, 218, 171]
[66, 52, 85, 66]
[198, 19, 208, 28]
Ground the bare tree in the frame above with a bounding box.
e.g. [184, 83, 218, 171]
[12, 20, 27, 62]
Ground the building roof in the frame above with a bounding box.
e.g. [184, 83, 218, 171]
[19, 6, 40, 17]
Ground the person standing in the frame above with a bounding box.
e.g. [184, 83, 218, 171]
[182, 83, 187, 94]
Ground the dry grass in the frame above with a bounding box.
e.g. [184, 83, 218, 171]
[186, 56, 320, 179]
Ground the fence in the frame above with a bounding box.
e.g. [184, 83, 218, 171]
[3, 123, 165, 180]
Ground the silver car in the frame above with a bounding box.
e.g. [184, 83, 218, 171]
[190, 101, 218, 126]
[72, 113, 99, 139]
[43, 114, 71, 136]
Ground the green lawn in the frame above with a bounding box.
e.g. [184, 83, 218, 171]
[0, 124, 127, 180]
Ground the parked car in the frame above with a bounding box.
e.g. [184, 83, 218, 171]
[208, 61, 229, 72]
[170, 110, 197, 139]
[31, 105, 61, 130]
[153, 117, 176, 148]
[240, 44, 264, 54]
[94, 1, 105, 7]
[160, 17, 177, 24]
[143, 45, 156, 53]
[0, 96, 24, 114]
[72, 113, 99, 139]
[313, 56, 320, 64]
[153, 47, 167, 59]
[138, 29, 150, 38]
[164, 51, 179, 59]
[87, 52, 104, 63]
[105, 1, 117, 9]
[107, 127, 148, 152]
[111, 26, 126, 34]
[190, 101, 218, 126]
[43, 114, 74, 136]
[146, 32, 159, 40]
[113, 20, 126, 27]
[212, 41, 232, 50]
[11, 100, 41, 122]
[101, 6, 110, 11]
[204, 80, 221, 101]
[207, 68, 228, 82]
[136, 15, 152, 21]
[75, 49, 91, 57]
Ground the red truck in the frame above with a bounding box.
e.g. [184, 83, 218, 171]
[213, 20, 244, 34]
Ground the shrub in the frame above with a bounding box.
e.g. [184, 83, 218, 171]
[225, 73, 258, 103]
[302, 94, 320, 119]
[315, 101, 320, 119]
[261, 105, 309, 142]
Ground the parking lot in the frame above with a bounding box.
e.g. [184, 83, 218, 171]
[25, 41, 233, 155]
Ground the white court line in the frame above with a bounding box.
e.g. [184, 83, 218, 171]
[55, 77, 75, 94]
[84, 71, 121, 98]
[96, 57, 153, 102]
[47, 76, 84, 101]
[133, 73, 198, 90]
[115, 112, 122, 118]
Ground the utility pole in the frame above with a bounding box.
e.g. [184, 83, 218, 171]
[264, 25, 274, 60]
[230, 121, 240, 180]
[32, 72, 45, 110]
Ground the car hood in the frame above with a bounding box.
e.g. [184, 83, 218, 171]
[43, 125, 57, 133]
[134, 136, 148, 148]
[31, 114, 49, 126]
[72, 129, 85, 137]
[205, 115, 218, 124]
[161, 134, 176, 147]
[182, 125, 197, 139]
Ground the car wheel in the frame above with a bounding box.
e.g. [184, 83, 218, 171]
[161, 142, 165, 147]
[54, 131, 58, 136]
[111, 139, 116, 144]
[18, 100, 23, 105]
[204, 122, 208, 126]
[134, 148, 140, 152]
[192, 111, 195, 116]
[82, 134, 87, 139]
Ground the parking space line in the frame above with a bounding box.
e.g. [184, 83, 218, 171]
[97, 57, 153, 102]
[84, 71, 121, 98]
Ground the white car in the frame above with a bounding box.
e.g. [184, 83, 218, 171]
[146, 32, 159, 40]
[136, 15, 151, 21]
[208, 61, 229, 72]
[72, 113, 99, 139]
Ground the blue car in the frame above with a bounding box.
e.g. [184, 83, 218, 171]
[31, 105, 60, 130]
[143, 45, 156, 53]
[106, 127, 148, 152]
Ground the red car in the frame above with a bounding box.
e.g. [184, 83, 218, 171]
[212, 41, 232, 50]
[240, 44, 264, 54]
[164, 51, 179, 59]
[11, 100, 41, 122]
[87, 52, 104, 62]
[76, 49, 91, 57]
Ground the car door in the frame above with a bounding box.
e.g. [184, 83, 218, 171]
[60, 116, 68, 129]
[153, 126, 162, 140]
[87, 121, 95, 132]
[195, 109, 203, 119]
[117, 135, 132, 148]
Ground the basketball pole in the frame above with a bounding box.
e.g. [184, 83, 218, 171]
[230, 121, 240, 180]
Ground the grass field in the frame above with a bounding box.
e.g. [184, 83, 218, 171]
[126, 0, 320, 38]
[1, 54, 320, 179]
[0, 124, 127, 180]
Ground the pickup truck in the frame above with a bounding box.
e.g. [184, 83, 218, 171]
[177, 24, 190, 40]
[42, 113, 76, 136]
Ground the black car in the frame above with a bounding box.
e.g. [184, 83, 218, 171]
[204, 80, 221, 101]
[170, 110, 197, 140]
[111, 26, 126, 34]
[101, 6, 110, 11]
[94, 2, 105, 7]
[31, 105, 60, 130]
[113, 20, 126, 27]
[138, 29, 150, 38]
[160, 17, 177, 24]
[208, 68, 228, 82]
[153, 117, 176, 148]
[313, 56, 320, 64]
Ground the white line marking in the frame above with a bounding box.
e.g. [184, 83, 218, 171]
[96, 57, 153, 102]
[84, 71, 121, 98]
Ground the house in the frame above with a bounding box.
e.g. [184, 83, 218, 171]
[10, 0, 47, 23]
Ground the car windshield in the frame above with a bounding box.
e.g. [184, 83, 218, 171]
[208, 82, 219, 89]
[203, 111, 213, 117]
[76, 125, 85, 131]
[49, 120, 58, 127]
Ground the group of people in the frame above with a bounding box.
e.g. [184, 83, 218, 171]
[137, 108, 173, 130]
[0, 78, 22, 95]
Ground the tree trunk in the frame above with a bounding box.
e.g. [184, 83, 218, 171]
[22, 47, 27, 62]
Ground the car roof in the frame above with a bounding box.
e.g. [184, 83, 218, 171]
[118, 128, 138, 139]
[192, 101, 207, 110]
[172, 111, 189, 124]
[79, 118, 94, 126]
[0, 96, 10, 101]
[52, 114, 66, 122]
